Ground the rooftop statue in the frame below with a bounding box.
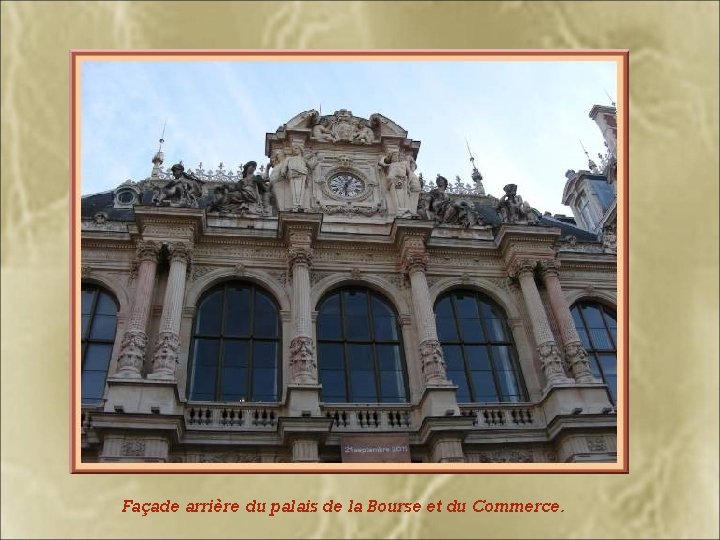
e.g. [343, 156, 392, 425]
[496, 183, 538, 225]
[152, 163, 204, 207]
[418, 175, 482, 227]
[210, 161, 268, 216]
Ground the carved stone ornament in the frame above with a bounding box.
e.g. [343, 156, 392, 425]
[509, 259, 537, 279]
[116, 330, 148, 376]
[378, 151, 422, 217]
[289, 336, 317, 384]
[537, 342, 570, 383]
[401, 250, 429, 275]
[476, 450, 533, 463]
[121, 439, 146, 457]
[135, 240, 161, 263]
[233, 263, 246, 276]
[81, 266, 92, 279]
[538, 259, 560, 277]
[601, 223, 617, 252]
[586, 436, 608, 452]
[151, 331, 180, 378]
[287, 247, 313, 272]
[167, 242, 193, 265]
[419, 339, 449, 385]
[564, 341, 596, 383]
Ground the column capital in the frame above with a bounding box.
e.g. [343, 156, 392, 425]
[136, 240, 161, 262]
[538, 259, 561, 278]
[288, 246, 314, 272]
[167, 242, 193, 265]
[401, 249, 429, 275]
[508, 258, 537, 279]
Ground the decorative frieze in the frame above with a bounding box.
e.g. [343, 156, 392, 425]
[121, 439, 146, 457]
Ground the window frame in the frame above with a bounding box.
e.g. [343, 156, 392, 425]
[570, 300, 617, 403]
[316, 286, 409, 404]
[187, 281, 282, 403]
[80, 284, 119, 405]
[434, 289, 528, 404]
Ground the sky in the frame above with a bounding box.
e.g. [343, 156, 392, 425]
[81, 59, 617, 215]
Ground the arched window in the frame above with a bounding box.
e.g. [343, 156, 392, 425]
[188, 282, 281, 402]
[81, 284, 118, 404]
[317, 287, 408, 403]
[434, 290, 527, 403]
[570, 301, 617, 402]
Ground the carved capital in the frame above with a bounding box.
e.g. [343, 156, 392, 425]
[564, 341, 597, 383]
[115, 330, 147, 377]
[508, 258, 537, 279]
[150, 331, 180, 379]
[537, 259, 560, 278]
[419, 339, 450, 385]
[287, 247, 314, 272]
[401, 249, 429, 275]
[289, 336, 317, 384]
[136, 240, 161, 263]
[167, 242, 193, 265]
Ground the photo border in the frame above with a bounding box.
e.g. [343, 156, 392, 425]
[71, 49, 628, 474]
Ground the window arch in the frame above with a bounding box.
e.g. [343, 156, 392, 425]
[81, 284, 119, 404]
[434, 289, 527, 403]
[570, 300, 617, 402]
[317, 287, 408, 403]
[187, 282, 281, 402]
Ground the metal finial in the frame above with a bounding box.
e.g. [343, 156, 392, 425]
[603, 88, 616, 107]
[465, 137, 484, 188]
[579, 140, 598, 173]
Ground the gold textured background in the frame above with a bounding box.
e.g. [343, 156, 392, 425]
[1, 1, 717, 538]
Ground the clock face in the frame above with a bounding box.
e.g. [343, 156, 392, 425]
[328, 173, 365, 198]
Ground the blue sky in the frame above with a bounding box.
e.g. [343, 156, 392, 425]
[81, 59, 617, 215]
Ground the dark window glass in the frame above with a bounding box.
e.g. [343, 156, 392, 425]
[317, 287, 408, 403]
[571, 301, 618, 403]
[187, 283, 281, 402]
[80, 285, 118, 404]
[434, 290, 527, 403]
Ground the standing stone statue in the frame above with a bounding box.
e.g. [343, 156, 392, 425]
[497, 183, 524, 224]
[280, 144, 318, 211]
[378, 151, 421, 217]
[153, 163, 204, 207]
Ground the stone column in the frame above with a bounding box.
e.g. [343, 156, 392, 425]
[402, 241, 449, 386]
[538, 260, 596, 383]
[115, 240, 161, 378]
[150, 242, 192, 380]
[288, 246, 317, 384]
[510, 259, 573, 389]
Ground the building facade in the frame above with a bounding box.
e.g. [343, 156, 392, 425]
[80, 108, 618, 464]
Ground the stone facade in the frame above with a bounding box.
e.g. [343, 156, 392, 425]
[80, 109, 618, 464]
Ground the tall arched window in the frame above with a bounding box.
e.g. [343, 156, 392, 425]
[188, 282, 281, 402]
[570, 301, 617, 403]
[317, 287, 408, 403]
[81, 284, 118, 404]
[434, 290, 527, 403]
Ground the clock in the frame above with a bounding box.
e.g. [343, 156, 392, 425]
[328, 173, 366, 199]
